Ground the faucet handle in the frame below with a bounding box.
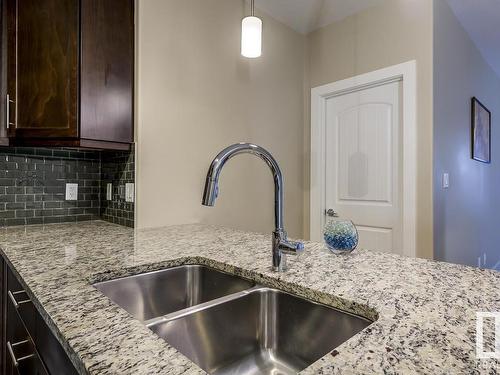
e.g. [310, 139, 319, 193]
[272, 230, 304, 272]
[274, 240, 304, 272]
[279, 238, 304, 255]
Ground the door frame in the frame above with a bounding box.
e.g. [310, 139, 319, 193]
[310, 60, 417, 257]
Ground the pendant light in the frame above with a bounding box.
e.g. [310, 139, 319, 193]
[241, 0, 262, 58]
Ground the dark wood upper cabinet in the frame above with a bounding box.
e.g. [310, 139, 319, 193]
[0, 0, 9, 145]
[81, 0, 134, 144]
[14, 0, 79, 138]
[1, 0, 134, 150]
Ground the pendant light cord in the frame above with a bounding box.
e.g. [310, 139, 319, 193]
[251, 0, 255, 16]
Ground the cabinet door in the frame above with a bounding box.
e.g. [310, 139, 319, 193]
[0, 0, 9, 142]
[8, 0, 79, 138]
[1, 258, 6, 374]
[80, 0, 134, 144]
[4, 262, 78, 375]
[34, 313, 78, 375]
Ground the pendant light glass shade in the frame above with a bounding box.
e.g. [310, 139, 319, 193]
[241, 15, 262, 58]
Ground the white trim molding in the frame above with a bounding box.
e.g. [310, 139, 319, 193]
[310, 60, 417, 258]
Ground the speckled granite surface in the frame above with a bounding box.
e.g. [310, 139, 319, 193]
[0, 221, 499, 374]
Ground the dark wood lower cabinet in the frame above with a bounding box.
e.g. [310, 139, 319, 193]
[1, 256, 78, 375]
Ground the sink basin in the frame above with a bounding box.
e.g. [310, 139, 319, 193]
[149, 287, 372, 375]
[93, 265, 255, 321]
[94, 265, 372, 374]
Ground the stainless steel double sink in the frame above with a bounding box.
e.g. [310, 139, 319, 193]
[94, 265, 372, 375]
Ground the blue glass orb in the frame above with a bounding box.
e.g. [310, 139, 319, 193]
[323, 220, 358, 254]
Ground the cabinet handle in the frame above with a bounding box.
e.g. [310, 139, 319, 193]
[5, 94, 15, 129]
[6, 94, 10, 129]
[8, 290, 31, 309]
[7, 340, 35, 367]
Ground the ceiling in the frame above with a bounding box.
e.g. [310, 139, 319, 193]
[254, 0, 500, 78]
[446, 0, 500, 78]
[255, 0, 385, 35]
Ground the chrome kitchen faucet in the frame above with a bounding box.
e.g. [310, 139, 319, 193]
[202, 143, 304, 272]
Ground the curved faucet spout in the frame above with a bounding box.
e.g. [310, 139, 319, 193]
[202, 143, 304, 272]
[202, 143, 284, 231]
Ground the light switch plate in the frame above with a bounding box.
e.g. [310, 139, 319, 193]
[125, 183, 135, 203]
[106, 183, 113, 201]
[442, 173, 449, 189]
[65, 183, 78, 201]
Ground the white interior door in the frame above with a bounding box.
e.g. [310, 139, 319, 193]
[324, 80, 403, 254]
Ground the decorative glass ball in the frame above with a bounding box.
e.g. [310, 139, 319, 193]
[323, 219, 358, 254]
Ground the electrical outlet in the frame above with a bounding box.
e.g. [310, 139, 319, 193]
[125, 183, 135, 203]
[118, 185, 125, 200]
[106, 183, 113, 201]
[65, 183, 78, 201]
[442, 173, 449, 189]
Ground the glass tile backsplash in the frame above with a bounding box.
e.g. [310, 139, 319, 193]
[0, 147, 135, 228]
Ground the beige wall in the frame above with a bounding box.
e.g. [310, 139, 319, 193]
[137, 0, 435, 258]
[305, 0, 434, 258]
[136, 0, 306, 237]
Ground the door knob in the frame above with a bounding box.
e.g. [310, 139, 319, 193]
[325, 209, 339, 217]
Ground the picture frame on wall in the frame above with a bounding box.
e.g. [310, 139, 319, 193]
[471, 97, 491, 163]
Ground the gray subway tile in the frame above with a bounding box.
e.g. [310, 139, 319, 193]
[5, 218, 26, 226]
[44, 201, 62, 209]
[0, 211, 15, 219]
[16, 210, 34, 218]
[0, 179, 15, 186]
[6, 203, 25, 210]
[0, 147, 134, 228]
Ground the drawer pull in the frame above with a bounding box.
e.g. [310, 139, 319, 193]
[7, 340, 35, 367]
[8, 290, 31, 309]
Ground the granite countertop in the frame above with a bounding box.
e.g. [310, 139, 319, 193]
[0, 220, 499, 374]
